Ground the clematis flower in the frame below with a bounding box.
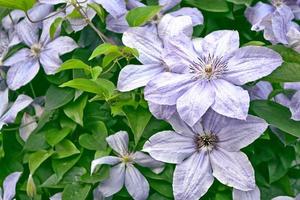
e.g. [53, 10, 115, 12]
[50, 192, 62, 200]
[0, 29, 9, 65]
[0, 88, 33, 130]
[3, 17, 78, 90]
[0, 172, 22, 200]
[144, 30, 282, 126]
[232, 187, 260, 200]
[39, 0, 96, 32]
[287, 24, 300, 53]
[143, 110, 268, 200]
[94, 0, 203, 33]
[91, 131, 164, 200]
[272, 194, 300, 200]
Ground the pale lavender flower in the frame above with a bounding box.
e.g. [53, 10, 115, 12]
[91, 131, 164, 200]
[39, 0, 96, 32]
[272, 194, 300, 200]
[0, 29, 9, 65]
[3, 17, 78, 90]
[287, 24, 300, 53]
[94, 0, 203, 33]
[143, 110, 268, 200]
[50, 192, 62, 200]
[233, 187, 261, 200]
[144, 30, 282, 126]
[0, 172, 22, 200]
[0, 88, 33, 130]
[248, 81, 273, 101]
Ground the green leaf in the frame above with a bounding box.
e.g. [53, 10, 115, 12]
[50, 17, 63, 39]
[63, 95, 88, 126]
[62, 183, 91, 200]
[126, 6, 162, 27]
[45, 85, 75, 110]
[91, 66, 102, 80]
[52, 155, 81, 181]
[265, 45, 300, 82]
[79, 132, 106, 150]
[148, 179, 173, 198]
[183, 0, 229, 12]
[89, 43, 119, 60]
[0, 0, 35, 11]
[53, 139, 80, 159]
[60, 78, 107, 95]
[123, 106, 152, 144]
[88, 3, 106, 22]
[57, 59, 91, 73]
[102, 52, 122, 67]
[250, 100, 300, 137]
[45, 127, 72, 147]
[226, 0, 253, 6]
[29, 149, 54, 174]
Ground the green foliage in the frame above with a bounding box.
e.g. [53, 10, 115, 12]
[0, 0, 35, 10]
[183, 0, 230, 12]
[126, 6, 162, 27]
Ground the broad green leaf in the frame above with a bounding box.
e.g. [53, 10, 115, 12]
[63, 95, 88, 126]
[79, 132, 106, 150]
[29, 149, 54, 174]
[50, 17, 63, 39]
[91, 66, 102, 80]
[45, 85, 75, 110]
[148, 179, 173, 198]
[0, 0, 35, 11]
[123, 106, 152, 144]
[24, 132, 49, 151]
[60, 78, 107, 95]
[53, 139, 80, 159]
[45, 127, 72, 146]
[62, 183, 91, 200]
[52, 154, 81, 181]
[265, 45, 300, 82]
[250, 100, 300, 137]
[57, 59, 91, 73]
[89, 43, 119, 60]
[126, 6, 162, 27]
[80, 166, 110, 184]
[102, 52, 122, 67]
[226, 0, 253, 5]
[183, 0, 229, 12]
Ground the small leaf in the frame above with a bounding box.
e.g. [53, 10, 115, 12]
[53, 139, 80, 159]
[29, 149, 54, 174]
[126, 6, 162, 27]
[63, 95, 88, 126]
[45, 85, 75, 110]
[79, 133, 106, 150]
[50, 17, 63, 39]
[57, 59, 91, 73]
[45, 127, 72, 146]
[89, 43, 119, 60]
[52, 155, 81, 181]
[183, 0, 229, 12]
[62, 183, 91, 200]
[60, 78, 107, 95]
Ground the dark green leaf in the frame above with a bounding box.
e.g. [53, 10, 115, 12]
[29, 149, 54, 174]
[63, 95, 88, 126]
[62, 183, 91, 200]
[183, 0, 229, 12]
[45, 127, 72, 146]
[53, 140, 80, 159]
[45, 85, 75, 110]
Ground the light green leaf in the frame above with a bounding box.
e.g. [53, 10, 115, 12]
[57, 59, 91, 73]
[126, 6, 162, 27]
[53, 139, 80, 159]
[52, 154, 81, 181]
[0, 0, 35, 11]
[63, 95, 88, 126]
[29, 149, 54, 174]
[50, 17, 63, 39]
[45, 85, 75, 110]
[89, 43, 119, 60]
[102, 52, 122, 67]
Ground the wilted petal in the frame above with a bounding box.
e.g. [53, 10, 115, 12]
[93, 0, 127, 18]
[210, 149, 255, 191]
[6, 58, 40, 90]
[106, 131, 129, 156]
[106, 14, 129, 33]
[19, 113, 37, 142]
[16, 20, 39, 46]
[133, 151, 165, 174]
[122, 26, 163, 64]
[244, 2, 274, 31]
[289, 90, 300, 121]
[125, 164, 149, 200]
[144, 72, 194, 105]
[45, 36, 78, 55]
[177, 81, 215, 126]
[3, 172, 22, 200]
[148, 102, 176, 120]
[40, 50, 62, 75]
[169, 7, 204, 26]
[117, 64, 164, 92]
[143, 131, 195, 164]
[98, 163, 125, 197]
[91, 156, 121, 174]
[211, 79, 250, 120]
[50, 192, 62, 200]
[194, 30, 240, 58]
[167, 112, 196, 138]
[173, 152, 214, 200]
[0, 88, 9, 117]
[159, 0, 181, 12]
[0, 94, 32, 125]
[233, 186, 260, 200]
[224, 46, 283, 85]
[3, 48, 31, 66]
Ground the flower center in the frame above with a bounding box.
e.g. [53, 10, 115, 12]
[30, 43, 42, 58]
[195, 133, 218, 151]
[121, 154, 133, 164]
[271, 0, 285, 7]
[190, 54, 228, 80]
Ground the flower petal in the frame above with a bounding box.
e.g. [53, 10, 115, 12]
[133, 151, 165, 174]
[106, 131, 129, 156]
[106, 14, 129, 33]
[143, 131, 195, 164]
[50, 192, 62, 200]
[2, 10, 25, 31]
[0, 88, 9, 117]
[3, 172, 22, 200]
[177, 81, 215, 126]
[148, 102, 176, 120]
[248, 81, 273, 100]
[289, 90, 300, 121]
[6, 59, 40, 90]
[91, 156, 121, 174]
[125, 164, 149, 200]
[224, 46, 283, 85]
[98, 163, 125, 197]
[167, 112, 196, 138]
[144, 72, 194, 105]
[117, 64, 164, 92]
[39, 0, 66, 5]
[3, 48, 31, 66]
[40, 50, 63, 75]
[159, 0, 181, 12]
[272, 197, 294, 200]
[16, 20, 39, 47]
[211, 79, 250, 120]
[169, 7, 204, 26]
[210, 149, 256, 191]
[122, 26, 163, 64]
[173, 152, 214, 200]
[45, 36, 78, 55]
[19, 113, 37, 142]
[233, 186, 260, 200]
[93, 0, 127, 18]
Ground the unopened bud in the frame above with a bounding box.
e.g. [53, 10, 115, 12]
[26, 174, 36, 198]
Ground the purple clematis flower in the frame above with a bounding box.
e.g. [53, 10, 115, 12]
[0, 88, 32, 130]
[233, 187, 260, 200]
[272, 194, 300, 200]
[0, 172, 22, 200]
[3, 16, 78, 90]
[144, 30, 282, 126]
[39, 0, 96, 32]
[0, 29, 9, 65]
[287, 24, 300, 53]
[143, 110, 268, 200]
[94, 0, 203, 33]
[91, 131, 164, 200]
